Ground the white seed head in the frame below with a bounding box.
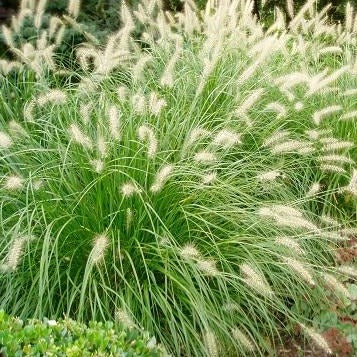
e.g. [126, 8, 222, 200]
[294, 102, 304, 111]
[194, 151, 216, 164]
[0, 131, 12, 149]
[276, 236, 304, 255]
[186, 127, 210, 147]
[337, 265, 357, 278]
[263, 130, 290, 147]
[90, 159, 104, 173]
[180, 244, 200, 259]
[131, 93, 146, 114]
[306, 182, 321, 197]
[3, 175, 23, 190]
[121, 182, 141, 197]
[79, 103, 91, 125]
[299, 323, 332, 354]
[148, 92, 166, 116]
[117, 86, 128, 101]
[323, 273, 351, 300]
[1, 238, 25, 272]
[231, 328, 254, 351]
[8, 121, 28, 138]
[271, 140, 313, 155]
[203, 329, 218, 357]
[89, 233, 108, 265]
[115, 308, 135, 329]
[313, 105, 342, 125]
[282, 257, 315, 286]
[150, 164, 174, 193]
[37, 90, 67, 106]
[212, 129, 241, 149]
[108, 105, 121, 140]
[68, 0, 81, 18]
[202, 171, 217, 185]
[322, 140, 354, 152]
[320, 164, 346, 174]
[265, 102, 286, 119]
[197, 259, 219, 277]
[256, 170, 281, 182]
[240, 263, 273, 297]
[341, 110, 357, 121]
[137, 125, 157, 159]
[69, 124, 92, 149]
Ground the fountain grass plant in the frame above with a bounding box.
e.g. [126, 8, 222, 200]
[0, 0, 357, 355]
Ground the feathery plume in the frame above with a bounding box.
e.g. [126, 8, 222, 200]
[343, 169, 357, 197]
[126, 208, 133, 231]
[80, 103, 91, 125]
[8, 121, 28, 138]
[265, 102, 287, 119]
[322, 140, 354, 152]
[276, 236, 304, 255]
[299, 324, 332, 354]
[150, 165, 174, 193]
[240, 263, 273, 297]
[320, 214, 340, 227]
[121, 182, 142, 197]
[231, 328, 254, 351]
[203, 329, 218, 357]
[37, 90, 67, 106]
[137, 125, 157, 159]
[115, 308, 136, 329]
[90, 159, 104, 173]
[132, 55, 151, 82]
[341, 110, 357, 121]
[194, 151, 216, 164]
[180, 244, 201, 260]
[131, 93, 146, 114]
[117, 86, 128, 101]
[235, 88, 265, 127]
[213, 129, 241, 149]
[202, 171, 217, 185]
[0, 131, 12, 149]
[89, 233, 108, 265]
[3, 175, 23, 190]
[305, 129, 331, 141]
[313, 105, 342, 125]
[108, 105, 121, 140]
[320, 164, 346, 174]
[0, 237, 25, 272]
[97, 134, 106, 158]
[323, 273, 351, 300]
[282, 257, 315, 286]
[306, 182, 321, 197]
[197, 259, 219, 277]
[256, 170, 281, 182]
[271, 140, 313, 154]
[186, 127, 210, 147]
[263, 130, 290, 147]
[318, 46, 342, 55]
[1, 25, 14, 47]
[318, 154, 354, 165]
[337, 265, 357, 279]
[68, 124, 92, 149]
[342, 88, 357, 96]
[148, 92, 166, 116]
[68, 0, 81, 18]
[294, 102, 304, 111]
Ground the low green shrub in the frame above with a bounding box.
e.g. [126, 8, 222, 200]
[0, 310, 163, 357]
[0, 0, 357, 356]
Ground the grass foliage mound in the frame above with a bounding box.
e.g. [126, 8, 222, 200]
[0, 0, 357, 355]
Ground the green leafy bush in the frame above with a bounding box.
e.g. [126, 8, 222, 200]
[0, 310, 163, 357]
[0, 0, 357, 356]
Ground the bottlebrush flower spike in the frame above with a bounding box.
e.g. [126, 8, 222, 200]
[194, 151, 216, 164]
[68, 0, 81, 18]
[298, 323, 332, 354]
[203, 329, 218, 357]
[137, 125, 157, 159]
[313, 105, 342, 125]
[68, 124, 92, 149]
[306, 182, 321, 197]
[240, 263, 273, 297]
[0, 131, 12, 149]
[282, 256, 315, 286]
[276, 236, 304, 255]
[108, 105, 121, 140]
[121, 182, 142, 197]
[180, 244, 201, 260]
[212, 129, 241, 149]
[0, 237, 25, 272]
[150, 164, 174, 193]
[231, 328, 255, 351]
[3, 175, 23, 190]
[89, 233, 108, 265]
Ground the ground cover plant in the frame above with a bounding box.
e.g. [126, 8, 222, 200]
[0, 310, 163, 356]
[0, 0, 357, 356]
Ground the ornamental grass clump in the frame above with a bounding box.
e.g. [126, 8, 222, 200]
[0, 0, 357, 356]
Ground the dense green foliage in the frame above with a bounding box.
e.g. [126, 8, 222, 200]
[0, 310, 163, 356]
